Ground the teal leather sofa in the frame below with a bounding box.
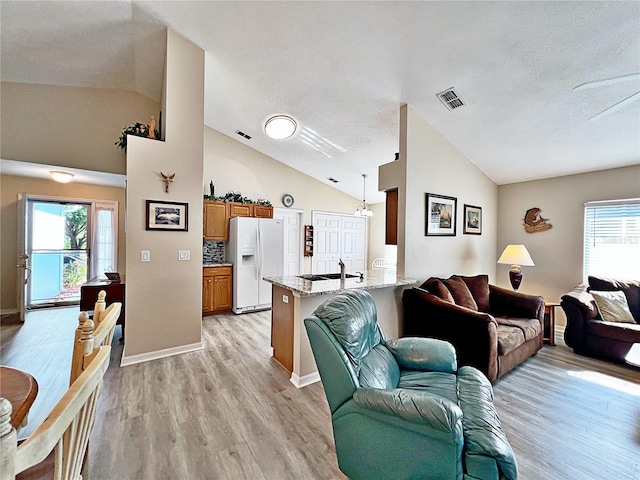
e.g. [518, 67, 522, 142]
[304, 290, 518, 480]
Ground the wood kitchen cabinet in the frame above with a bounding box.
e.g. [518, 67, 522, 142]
[203, 266, 232, 313]
[204, 201, 274, 241]
[385, 188, 398, 245]
[253, 205, 274, 218]
[229, 202, 273, 218]
[203, 200, 229, 241]
[229, 202, 253, 218]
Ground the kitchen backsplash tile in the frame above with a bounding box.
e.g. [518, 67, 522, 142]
[203, 241, 225, 264]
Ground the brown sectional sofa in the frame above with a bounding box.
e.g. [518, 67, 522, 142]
[402, 274, 545, 382]
[561, 276, 640, 365]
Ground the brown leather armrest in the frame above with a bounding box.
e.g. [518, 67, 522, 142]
[489, 284, 544, 321]
[560, 284, 597, 319]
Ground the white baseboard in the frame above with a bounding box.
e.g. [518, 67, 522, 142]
[120, 342, 204, 367]
[290, 371, 320, 389]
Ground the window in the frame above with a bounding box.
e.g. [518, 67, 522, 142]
[91, 202, 118, 279]
[584, 199, 640, 281]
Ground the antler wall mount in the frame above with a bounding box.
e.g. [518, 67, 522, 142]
[159, 172, 175, 193]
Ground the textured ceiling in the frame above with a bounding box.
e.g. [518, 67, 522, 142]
[2, 1, 639, 203]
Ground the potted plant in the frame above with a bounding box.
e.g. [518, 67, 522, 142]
[115, 119, 160, 152]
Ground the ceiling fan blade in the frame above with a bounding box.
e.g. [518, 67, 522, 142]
[574, 73, 640, 91]
[589, 90, 640, 121]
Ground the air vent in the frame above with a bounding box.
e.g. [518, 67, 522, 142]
[436, 88, 465, 111]
[327, 177, 339, 183]
[235, 130, 252, 140]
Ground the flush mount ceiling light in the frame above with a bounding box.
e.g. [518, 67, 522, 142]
[50, 171, 75, 183]
[264, 115, 297, 140]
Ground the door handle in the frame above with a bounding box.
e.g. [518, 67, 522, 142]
[17, 263, 32, 284]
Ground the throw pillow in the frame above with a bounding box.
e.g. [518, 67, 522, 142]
[589, 276, 640, 323]
[456, 274, 490, 312]
[442, 276, 479, 311]
[590, 290, 636, 324]
[418, 278, 455, 304]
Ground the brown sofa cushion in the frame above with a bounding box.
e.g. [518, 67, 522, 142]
[443, 276, 478, 311]
[496, 325, 525, 356]
[496, 317, 542, 342]
[457, 274, 490, 312]
[587, 319, 640, 342]
[419, 278, 455, 304]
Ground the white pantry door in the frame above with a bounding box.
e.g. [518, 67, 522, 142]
[312, 212, 367, 274]
[273, 208, 303, 276]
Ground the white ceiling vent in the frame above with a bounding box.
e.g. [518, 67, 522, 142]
[436, 88, 465, 111]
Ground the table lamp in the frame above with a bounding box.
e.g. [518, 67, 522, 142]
[497, 244, 535, 290]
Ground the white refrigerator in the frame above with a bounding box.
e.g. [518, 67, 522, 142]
[228, 217, 284, 314]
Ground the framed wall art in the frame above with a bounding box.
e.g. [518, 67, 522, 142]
[425, 193, 457, 236]
[463, 204, 482, 235]
[146, 200, 188, 231]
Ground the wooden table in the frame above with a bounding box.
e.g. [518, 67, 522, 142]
[81, 277, 125, 342]
[544, 302, 561, 346]
[0, 366, 38, 429]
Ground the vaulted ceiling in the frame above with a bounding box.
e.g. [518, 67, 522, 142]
[2, 1, 639, 202]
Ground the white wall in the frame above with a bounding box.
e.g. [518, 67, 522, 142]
[0, 82, 159, 175]
[203, 127, 370, 272]
[122, 30, 204, 362]
[0, 82, 159, 314]
[389, 105, 498, 282]
[497, 165, 640, 311]
[0, 175, 126, 312]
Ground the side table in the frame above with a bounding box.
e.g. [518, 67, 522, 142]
[543, 301, 560, 346]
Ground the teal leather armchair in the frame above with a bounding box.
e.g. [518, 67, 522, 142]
[304, 290, 518, 480]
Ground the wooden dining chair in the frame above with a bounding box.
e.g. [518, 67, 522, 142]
[0, 345, 111, 480]
[70, 295, 121, 386]
[67, 297, 120, 480]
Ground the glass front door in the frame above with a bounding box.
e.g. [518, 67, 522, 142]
[26, 201, 90, 308]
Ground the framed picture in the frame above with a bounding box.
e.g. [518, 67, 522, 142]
[425, 193, 457, 236]
[463, 204, 482, 235]
[146, 200, 188, 231]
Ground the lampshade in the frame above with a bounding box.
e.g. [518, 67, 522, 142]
[50, 171, 75, 183]
[497, 244, 535, 267]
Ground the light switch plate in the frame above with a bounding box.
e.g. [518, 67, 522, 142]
[282, 294, 289, 304]
[178, 250, 190, 261]
[141, 250, 150, 262]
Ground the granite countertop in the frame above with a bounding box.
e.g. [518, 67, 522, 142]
[264, 269, 416, 297]
[203, 262, 233, 267]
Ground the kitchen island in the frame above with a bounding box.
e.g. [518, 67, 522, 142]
[263, 270, 416, 388]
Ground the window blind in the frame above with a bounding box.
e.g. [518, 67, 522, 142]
[583, 199, 640, 281]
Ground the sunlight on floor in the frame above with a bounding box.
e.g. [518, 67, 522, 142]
[567, 370, 640, 396]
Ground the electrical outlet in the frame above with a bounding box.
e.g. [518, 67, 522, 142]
[178, 250, 190, 261]
[141, 250, 150, 262]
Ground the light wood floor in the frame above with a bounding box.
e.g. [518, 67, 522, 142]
[2, 307, 639, 480]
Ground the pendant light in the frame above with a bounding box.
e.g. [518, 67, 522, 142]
[354, 174, 373, 217]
